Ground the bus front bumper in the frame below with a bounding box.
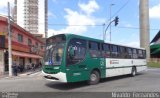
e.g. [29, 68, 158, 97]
[42, 70, 67, 83]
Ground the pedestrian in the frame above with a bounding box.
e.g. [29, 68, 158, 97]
[39, 62, 42, 68]
[19, 64, 24, 72]
[31, 63, 35, 71]
[12, 61, 17, 76]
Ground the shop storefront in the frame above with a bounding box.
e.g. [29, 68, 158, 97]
[0, 16, 44, 75]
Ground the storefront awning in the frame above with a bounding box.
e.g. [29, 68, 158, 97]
[12, 51, 43, 58]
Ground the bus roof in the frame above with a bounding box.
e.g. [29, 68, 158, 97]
[105, 41, 146, 50]
[49, 34, 145, 50]
[64, 33, 104, 43]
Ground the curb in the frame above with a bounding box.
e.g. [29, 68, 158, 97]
[0, 70, 41, 79]
[19, 70, 41, 76]
[18, 72, 39, 77]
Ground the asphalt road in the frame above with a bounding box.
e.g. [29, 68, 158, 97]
[0, 68, 160, 92]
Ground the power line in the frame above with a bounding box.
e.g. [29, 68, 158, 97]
[47, 23, 103, 27]
[46, 23, 160, 31]
[111, 0, 130, 19]
[116, 26, 159, 31]
[8, 21, 160, 31]
[12, 21, 103, 26]
[105, 0, 131, 23]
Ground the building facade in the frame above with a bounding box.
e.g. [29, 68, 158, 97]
[13, 0, 48, 37]
[150, 30, 160, 62]
[0, 16, 44, 75]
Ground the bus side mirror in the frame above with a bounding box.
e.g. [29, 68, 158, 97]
[69, 47, 75, 58]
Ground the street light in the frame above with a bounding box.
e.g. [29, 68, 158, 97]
[109, 4, 115, 42]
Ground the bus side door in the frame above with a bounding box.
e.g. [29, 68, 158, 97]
[66, 38, 88, 82]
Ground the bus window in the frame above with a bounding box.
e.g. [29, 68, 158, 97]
[67, 38, 86, 65]
[89, 41, 101, 58]
[127, 48, 132, 59]
[45, 34, 66, 65]
[138, 50, 143, 59]
[102, 43, 110, 58]
[111, 45, 118, 58]
[133, 49, 138, 59]
[119, 46, 126, 58]
[142, 50, 146, 59]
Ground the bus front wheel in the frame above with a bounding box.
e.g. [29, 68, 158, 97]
[88, 70, 100, 85]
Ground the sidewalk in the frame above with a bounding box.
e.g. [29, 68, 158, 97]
[0, 68, 41, 79]
[18, 68, 41, 76]
[0, 72, 9, 79]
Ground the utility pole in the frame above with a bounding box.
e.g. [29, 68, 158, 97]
[8, 2, 13, 76]
[139, 0, 150, 61]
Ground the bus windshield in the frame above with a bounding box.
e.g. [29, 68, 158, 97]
[44, 35, 66, 66]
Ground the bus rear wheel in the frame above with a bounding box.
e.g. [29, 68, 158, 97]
[88, 70, 100, 85]
[131, 67, 137, 77]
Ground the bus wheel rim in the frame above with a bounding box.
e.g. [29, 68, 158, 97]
[91, 74, 97, 81]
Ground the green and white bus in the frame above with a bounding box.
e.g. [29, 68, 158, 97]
[42, 34, 147, 84]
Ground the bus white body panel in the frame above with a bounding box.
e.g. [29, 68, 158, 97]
[42, 70, 67, 82]
[105, 59, 147, 77]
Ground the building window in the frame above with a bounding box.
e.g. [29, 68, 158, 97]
[18, 34, 23, 43]
[35, 42, 38, 47]
[29, 58, 32, 63]
[41, 45, 43, 49]
[28, 38, 32, 46]
[0, 35, 5, 48]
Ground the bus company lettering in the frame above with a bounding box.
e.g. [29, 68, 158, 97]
[110, 60, 119, 64]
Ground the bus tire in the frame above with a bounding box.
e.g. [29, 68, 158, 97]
[88, 70, 100, 85]
[131, 67, 137, 77]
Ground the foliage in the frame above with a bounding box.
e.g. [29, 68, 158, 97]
[148, 62, 160, 68]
